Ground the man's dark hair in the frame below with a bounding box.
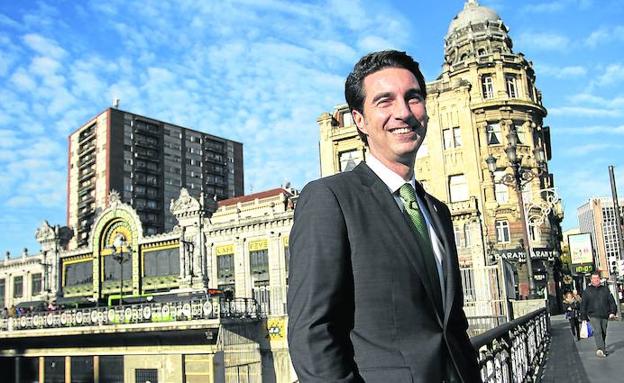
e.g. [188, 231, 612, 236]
[591, 271, 601, 278]
[344, 50, 427, 145]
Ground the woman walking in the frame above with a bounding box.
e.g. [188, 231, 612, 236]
[563, 291, 581, 341]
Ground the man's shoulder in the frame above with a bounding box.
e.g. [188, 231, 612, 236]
[301, 167, 365, 195]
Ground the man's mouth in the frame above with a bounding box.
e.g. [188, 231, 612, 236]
[388, 127, 414, 134]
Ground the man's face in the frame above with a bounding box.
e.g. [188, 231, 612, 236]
[591, 274, 601, 287]
[353, 67, 427, 171]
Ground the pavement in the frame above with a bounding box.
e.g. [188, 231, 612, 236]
[542, 314, 624, 382]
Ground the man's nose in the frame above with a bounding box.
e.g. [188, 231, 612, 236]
[392, 98, 413, 120]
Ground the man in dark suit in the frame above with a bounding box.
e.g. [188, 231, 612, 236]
[287, 50, 481, 382]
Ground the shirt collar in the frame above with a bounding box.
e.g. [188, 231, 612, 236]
[366, 153, 415, 194]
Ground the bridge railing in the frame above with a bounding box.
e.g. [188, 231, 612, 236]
[471, 308, 550, 383]
[0, 297, 262, 332]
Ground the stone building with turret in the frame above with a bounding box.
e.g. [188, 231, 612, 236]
[319, 0, 564, 301]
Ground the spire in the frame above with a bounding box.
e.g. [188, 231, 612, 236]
[466, 0, 479, 8]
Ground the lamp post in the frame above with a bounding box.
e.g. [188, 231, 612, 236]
[486, 126, 547, 298]
[109, 234, 131, 308]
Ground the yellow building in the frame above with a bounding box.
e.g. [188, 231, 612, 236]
[319, 0, 564, 298]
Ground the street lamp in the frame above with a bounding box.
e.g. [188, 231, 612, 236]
[109, 234, 131, 308]
[486, 126, 547, 298]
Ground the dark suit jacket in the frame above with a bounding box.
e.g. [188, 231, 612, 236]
[287, 162, 481, 383]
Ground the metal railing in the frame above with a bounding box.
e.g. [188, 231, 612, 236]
[0, 297, 262, 332]
[471, 308, 550, 383]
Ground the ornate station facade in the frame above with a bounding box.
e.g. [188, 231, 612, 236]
[1, 187, 297, 382]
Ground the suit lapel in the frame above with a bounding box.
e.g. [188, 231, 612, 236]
[420, 191, 457, 326]
[354, 163, 444, 325]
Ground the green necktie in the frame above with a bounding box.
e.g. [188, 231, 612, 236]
[399, 183, 443, 314]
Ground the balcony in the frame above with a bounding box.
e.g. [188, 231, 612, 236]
[0, 297, 262, 335]
[78, 128, 95, 143]
[449, 196, 479, 216]
[78, 142, 95, 156]
[78, 155, 95, 168]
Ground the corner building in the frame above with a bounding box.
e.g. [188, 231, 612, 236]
[67, 107, 244, 249]
[319, 0, 564, 298]
[577, 197, 624, 278]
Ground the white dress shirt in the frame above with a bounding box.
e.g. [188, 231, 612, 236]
[366, 154, 446, 303]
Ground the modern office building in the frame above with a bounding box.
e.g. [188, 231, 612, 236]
[318, 0, 564, 298]
[67, 107, 244, 249]
[578, 197, 624, 278]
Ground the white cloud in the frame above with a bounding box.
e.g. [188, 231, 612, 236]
[536, 64, 587, 78]
[585, 25, 624, 47]
[22, 33, 66, 59]
[562, 143, 624, 156]
[10, 67, 37, 91]
[549, 106, 622, 117]
[594, 64, 624, 87]
[515, 32, 570, 51]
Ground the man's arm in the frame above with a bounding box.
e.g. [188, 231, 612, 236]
[287, 180, 360, 383]
[607, 289, 618, 317]
[580, 293, 588, 320]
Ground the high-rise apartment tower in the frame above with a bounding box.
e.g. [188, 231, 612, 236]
[67, 107, 244, 248]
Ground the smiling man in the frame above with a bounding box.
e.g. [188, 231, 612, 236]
[288, 50, 481, 382]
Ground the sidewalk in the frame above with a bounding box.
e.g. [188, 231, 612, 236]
[542, 314, 624, 382]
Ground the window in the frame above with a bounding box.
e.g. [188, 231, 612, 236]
[443, 129, 452, 150]
[464, 222, 472, 247]
[0, 279, 5, 307]
[416, 141, 428, 158]
[454, 225, 464, 248]
[449, 174, 469, 202]
[515, 124, 527, 144]
[482, 75, 494, 99]
[506, 75, 517, 98]
[217, 254, 234, 280]
[31, 273, 42, 295]
[144, 248, 180, 277]
[65, 261, 94, 286]
[250, 249, 269, 277]
[495, 220, 510, 243]
[478, 48, 487, 56]
[284, 245, 290, 275]
[253, 280, 271, 315]
[443, 127, 462, 149]
[453, 127, 462, 147]
[342, 111, 354, 127]
[529, 219, 540, 242]
[486, 123, 501, 145]
[339, 150, 363, 172]
[13, 276, 23, 298]
[494, 170, 509, 203]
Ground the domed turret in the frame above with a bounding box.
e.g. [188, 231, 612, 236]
[447, 0, 501, 37]
[444, 0, 512, 65]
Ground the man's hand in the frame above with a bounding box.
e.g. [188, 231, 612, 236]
[609, 313, 616, 320]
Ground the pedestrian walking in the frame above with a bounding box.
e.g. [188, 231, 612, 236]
[563, 291, 581, 341]
[580, 272, 618, 357]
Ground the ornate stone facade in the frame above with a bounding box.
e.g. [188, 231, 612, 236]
[318, 0, 564, 298]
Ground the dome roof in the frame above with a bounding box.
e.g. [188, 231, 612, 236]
[447, 0, 501, 36]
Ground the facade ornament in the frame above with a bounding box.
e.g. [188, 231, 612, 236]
[170, 188, 202, 218]
[108, 189, 122, 208]
[35, 220, 56, 243]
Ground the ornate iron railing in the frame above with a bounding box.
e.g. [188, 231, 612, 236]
[471, 308, 550, 383]
[0, 297, 262, 332]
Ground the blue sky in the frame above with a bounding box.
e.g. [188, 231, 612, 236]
[1, 0, 623, 257]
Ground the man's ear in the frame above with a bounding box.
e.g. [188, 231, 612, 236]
[352, 110, 367, 134]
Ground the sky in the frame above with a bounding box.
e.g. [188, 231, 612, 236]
[1, 0, 623, 257]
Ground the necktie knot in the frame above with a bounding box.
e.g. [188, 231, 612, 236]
[399, 183, 417, 208]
